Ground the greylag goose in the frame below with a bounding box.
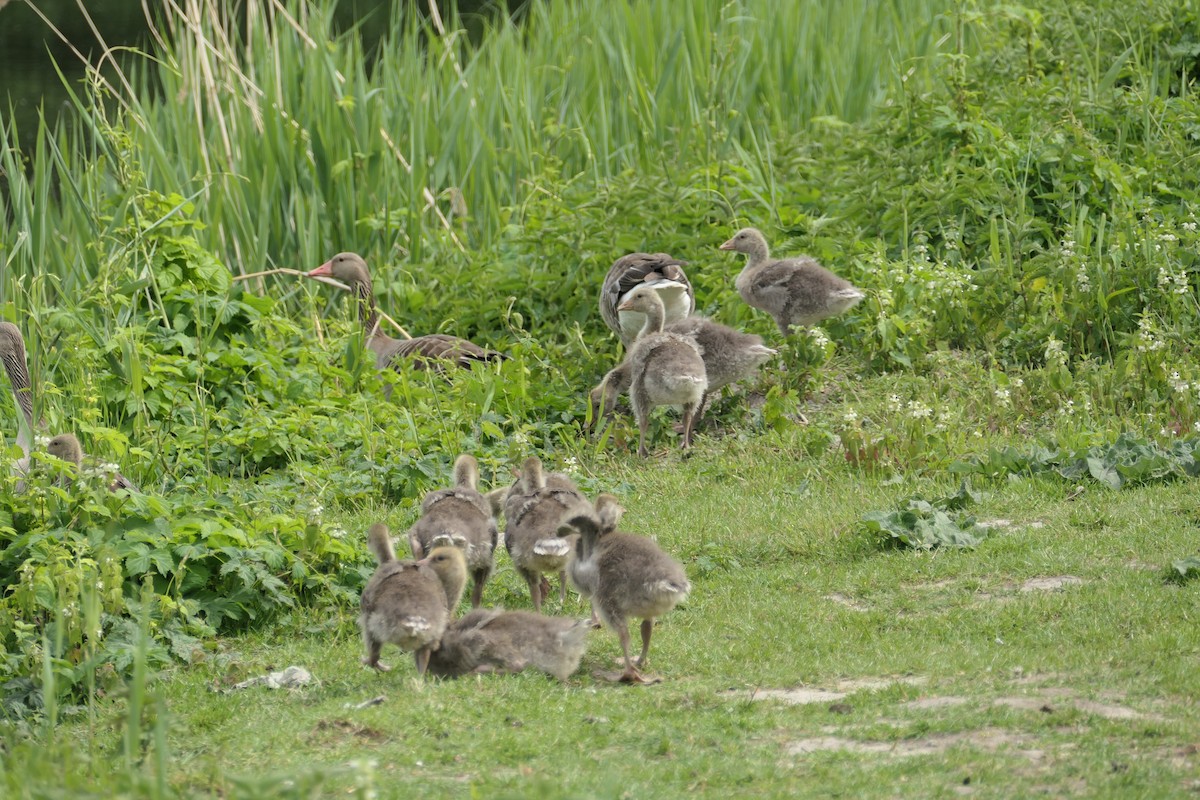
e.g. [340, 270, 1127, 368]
[617, 286, 707, 457]
[719, 227, 864, 334]
[502, 456, 586, 612]
[45, 433, 139, 492]
[427, 608, 590, 681]
[359, 524, 466, 675]
[600, 253, 695, 348]
[0, 322, 34, 478]
[407, 454, 498, 608]
[561, 493, 691, 684]
[590, 317, 776, 425]
[307, 252, 506, 373]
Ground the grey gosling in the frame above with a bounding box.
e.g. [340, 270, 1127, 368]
[590, 318, 776, 425]
[719, 227, 864, 334]
[600, 252, 695, 348]
[359, 526, 467, 676]
[407, 454, 499, 607]
[46, 433, 138, 492]
[502, 456, 587, 612]
[308, 253, 506, 374]
[617, 285, 707, 457]
[427, 608, 590, 681]
[562, 493, 691, 684]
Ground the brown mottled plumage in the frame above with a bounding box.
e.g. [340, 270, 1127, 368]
[407, 454, 498, 608]
[308, 252, 506, 373]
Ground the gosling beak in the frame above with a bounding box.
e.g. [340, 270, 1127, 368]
[307, 261, 333, 277]
[617, 299, 634, 311]
[718, 239, 736, 251]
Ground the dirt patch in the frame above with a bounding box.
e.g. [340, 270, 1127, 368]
[994, 693, 1151, 721]
[904, 696, 970, 711]
[784, 727, 1044, 759]
[824, 593, 869, 612]
[1019, 576, 1084, 592]
[733, 676, 926, 706]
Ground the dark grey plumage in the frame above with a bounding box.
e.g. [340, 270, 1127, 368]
[308, 252, 506, 372]
[427, 608, 590, 681]
[600, 252, 695, 347]
[407, 454, 498, 607]
[562, 493, 690, 683]
[502, 456, 586, 612]
[719, 227, 864, 334]
[359, 526, 467, 676]
[618, 286, 707, 457]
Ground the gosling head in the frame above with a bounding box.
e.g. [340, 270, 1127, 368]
[46, 433, 84, 465]
[718, 227, 769, 259]
[417, 545, 468, 611]
[616, 284, 664, 314]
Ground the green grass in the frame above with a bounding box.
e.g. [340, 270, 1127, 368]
[8, 427, 1199, 798]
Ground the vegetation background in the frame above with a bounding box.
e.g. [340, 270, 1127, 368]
[1, 0, 1199, 797]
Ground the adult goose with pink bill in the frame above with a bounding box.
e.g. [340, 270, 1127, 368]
[308, 252, 506, 373]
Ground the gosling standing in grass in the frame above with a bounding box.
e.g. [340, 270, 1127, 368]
[615, 286, 707, 457]
[562, 493, 691, 684]
[501, 456, 587, 612]
[407, 454, 499, 607]
[719, 227, 864, 335]
[359, 525, 467, 676]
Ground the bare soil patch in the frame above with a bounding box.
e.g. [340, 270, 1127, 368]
[732, 676, 927, 706]
[784, 727, 1046, 759]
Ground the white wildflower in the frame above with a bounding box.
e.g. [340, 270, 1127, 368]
[843, 409, 859, 424]
[994, 388, 1011, 406]
[907, 400, 932, 420]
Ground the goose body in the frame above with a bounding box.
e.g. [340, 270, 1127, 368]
[600, 253, 695, 348]
[359, 526, 467, 675]
[427, 608, 590, 681]
[502, 457, 586, 612]
[618, 286, 707, 457]
[308, 253, 506, 373]
[719, 228, 864, 334]
[407, 454, 498, 607]
[562, 494, 690, 683]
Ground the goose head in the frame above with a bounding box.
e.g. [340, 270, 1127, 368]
[307, 252, 372, 287]
[46, 433, 84, 466]
[616, 284, 666, 315]
[719, 227, 770, 259]
[417, 545, 469, 613]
